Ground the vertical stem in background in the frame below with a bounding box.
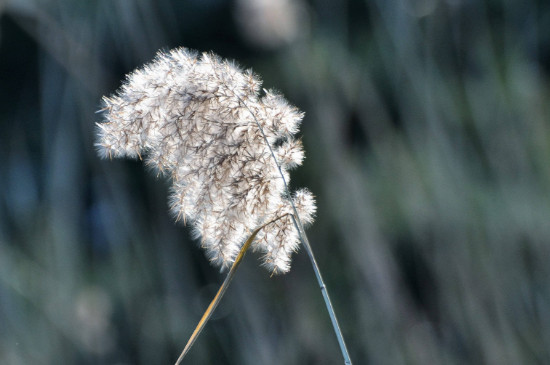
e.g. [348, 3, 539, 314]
[237, 96, 353, 364]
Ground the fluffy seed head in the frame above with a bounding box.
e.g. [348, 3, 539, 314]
[96, 47, 315, 274]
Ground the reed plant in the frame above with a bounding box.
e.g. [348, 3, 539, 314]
[96, 47, 351, 364]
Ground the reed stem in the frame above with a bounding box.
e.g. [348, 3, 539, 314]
[175, 215, 291, 364]
[237, 94, 353, 364]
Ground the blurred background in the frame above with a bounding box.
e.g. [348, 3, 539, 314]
[1, 0, 550, 364]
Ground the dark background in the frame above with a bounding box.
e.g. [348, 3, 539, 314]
[2, 0, 550, 364]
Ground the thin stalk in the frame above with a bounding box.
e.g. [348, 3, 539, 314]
[236, 95, 353, 364]
[175, 215, 290, 364]
[290, 215, 352, 365]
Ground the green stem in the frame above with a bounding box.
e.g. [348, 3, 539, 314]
[236, 94, 353, 364]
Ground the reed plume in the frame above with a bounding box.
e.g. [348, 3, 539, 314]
[96, 48, 315, 274]
[96, 47, 351, 364]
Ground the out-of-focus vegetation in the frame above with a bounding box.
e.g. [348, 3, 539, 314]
[1, 0, 550, 364]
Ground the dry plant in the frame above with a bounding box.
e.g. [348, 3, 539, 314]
[96, 47, 351, 364]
